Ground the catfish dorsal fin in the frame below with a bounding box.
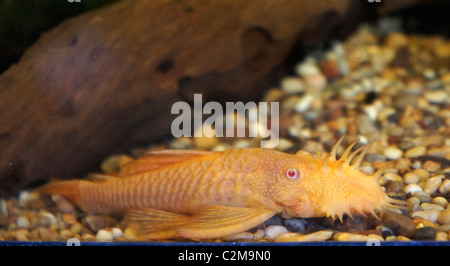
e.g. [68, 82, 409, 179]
[119, 149, 215, 176]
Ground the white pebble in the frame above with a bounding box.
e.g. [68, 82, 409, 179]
[294, 94, 315, 113]
[424, 175, 444, 194]
[18, 191, 38, 208]
[276, 138, 295, 151]
[295, 58, 320, 76]
[384, 147, 403, 160]
[363, 105, 379, 121]
[404, 184, 423, 195]
[16, 216, 30, 229]
[38, 211, 58, 227]
[281, 77, 305, 94]
[421, 203, 444, 211]
[264, 225, 288, 240]
[111, 227, 123, 239]
[96, 229, 113, 242]
[412, 210, 440, 223]
[425, 90, 447, 104]
[439, 179, 450, 194]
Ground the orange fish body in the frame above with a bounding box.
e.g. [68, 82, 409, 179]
[38, 137, 403, 240]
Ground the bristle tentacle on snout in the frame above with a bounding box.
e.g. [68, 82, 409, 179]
[320, 136, 409, 223]
[324, 136, 375, 171]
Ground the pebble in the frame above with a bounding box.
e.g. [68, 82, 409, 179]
[424, 90, 448, 104]
[111, 227, 124, 239]
[70, 223, 83, 235]
[264, 225, 288, 240]
[403, 172, 420, 184]
[421, 203, 444, 212]
[38, 227, 56, 241]
[436, 232, 449, 241]
[283, 218, 307, 233]
[82, 233, 96, 241]
[96, 229, 113, 242]
[123, 227, 137, 241]
[295, 58, 320, 76]
[281, 76, 305, 94]
[439, 179, 450, 194]
[432, 197, 448, 208]
[85, 215, 106, 232]
[224, 232, 254, 241]
[274, 230, 334, 242]
[273, 232, 304, 242]
[300, 230, 334, 241]
[413, 226, 437, 240]
[381, 210, 416, 237]
[38, 211, 57, 227]
[333, 232, 382, 242]
[425, 134, 445, 147]
[384, 173, 403, 182]
[52, 195, 75, 214]
[413, 168, 430, 181]
[168, 137, 192, 149]
[16, 216, 30, 229]
[404, 146, 426, 158]
[59, 229, 73, 240]
[100, 154, 133, 173]
[193, 127, 218, 150]
[438, 209, 450, 225]
[403, 184, 423, 195]
[385, 32, 409, 50]
[414, 192, 432, 203]
[356, 114, 378, 135]
[61, 213, 78, 225]
[275, 138, 295, 151]
[412, 210, 440, 223]
[12, 229, 30, 241]
[423, 175, 443, 194]
[294, 94, 315, 113]
[422, 160, 440, 173]
[384, 147, 403, 160]
[253, 229, 265, 241]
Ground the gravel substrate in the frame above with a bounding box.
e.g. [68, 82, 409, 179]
[1, 23, 449, 243]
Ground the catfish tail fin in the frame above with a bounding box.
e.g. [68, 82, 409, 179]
[36, 180, 91, 207]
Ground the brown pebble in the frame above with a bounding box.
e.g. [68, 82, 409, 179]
[85, 215, 106, 232]
[62, 213, 78, 225]
[385, 181, 404, 193]
[382, 210, 416, 238]
[52, 195, 75, 214]
[422, 160, 440, 173]
[85, 215, 118, 232]
[413, 226, 436, 240]
[0, 213, 8, 227]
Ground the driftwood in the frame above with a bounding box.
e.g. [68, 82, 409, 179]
[0, 0, 433, 197]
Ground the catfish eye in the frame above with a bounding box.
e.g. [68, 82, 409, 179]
[285, 167, 300, 180]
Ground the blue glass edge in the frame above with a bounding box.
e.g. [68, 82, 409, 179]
[0, 240, 449, 246]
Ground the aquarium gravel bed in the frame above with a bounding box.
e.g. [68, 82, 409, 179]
[1, 23, 449, 245]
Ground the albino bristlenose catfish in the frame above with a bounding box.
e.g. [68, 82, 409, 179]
[38, 136, 404, 240]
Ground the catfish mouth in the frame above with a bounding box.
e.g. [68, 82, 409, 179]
[321, 194, 407, 222]
[306, 135, 408, 222]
